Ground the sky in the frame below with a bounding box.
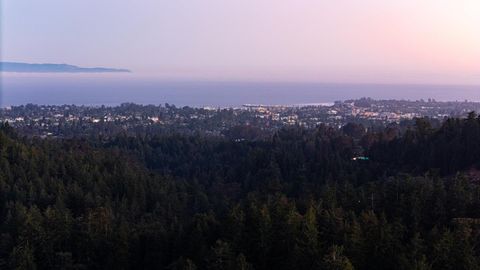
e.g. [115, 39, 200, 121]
[1, 0, 480, 84]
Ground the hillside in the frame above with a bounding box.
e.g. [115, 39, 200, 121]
[1, 116, 480, 269]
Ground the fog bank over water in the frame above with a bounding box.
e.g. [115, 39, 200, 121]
[1, 74, 479, 107]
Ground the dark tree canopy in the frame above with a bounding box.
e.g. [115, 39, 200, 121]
[1, 116, 480, 270]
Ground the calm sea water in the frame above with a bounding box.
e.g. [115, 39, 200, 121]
[1, 75, 479, 107]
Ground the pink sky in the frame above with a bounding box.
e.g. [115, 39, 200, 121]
[2, 0, 480, 84]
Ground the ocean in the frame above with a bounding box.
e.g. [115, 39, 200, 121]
[1, 74, 479, 107]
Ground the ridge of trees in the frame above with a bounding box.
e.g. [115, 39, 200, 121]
[0, 115, 480, 269]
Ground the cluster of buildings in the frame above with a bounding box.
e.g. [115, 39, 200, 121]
[242, 98, 479, 128]
[1, 98, 479, 138]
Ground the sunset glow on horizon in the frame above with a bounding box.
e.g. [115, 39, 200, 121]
[2, 0, 479, 84]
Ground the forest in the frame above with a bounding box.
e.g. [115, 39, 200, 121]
[1, 113, 480, 269]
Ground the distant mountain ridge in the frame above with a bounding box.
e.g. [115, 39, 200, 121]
[0, 62, 131, 73]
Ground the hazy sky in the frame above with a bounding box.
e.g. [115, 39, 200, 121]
[2, 0, 480, 84]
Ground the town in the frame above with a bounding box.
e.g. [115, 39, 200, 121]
[1, 98, 480, 138]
